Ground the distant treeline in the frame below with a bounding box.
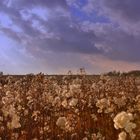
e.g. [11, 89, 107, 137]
[1, 70, 140, 76]
[105, 70, 140, 76]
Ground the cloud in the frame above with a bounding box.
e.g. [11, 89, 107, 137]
[26, 16, 101, 55]
[81, 0, 140, 62]
[0, 0, 140, 74]
[8, 0, 67, 9]
[85, 54, 140, 73]
[94, 24, 140, 62]
[83, 0, 140, 33]
[0, 0, 101, 56]
[83, 0, 140, 22]
[102, 0, 140, 23]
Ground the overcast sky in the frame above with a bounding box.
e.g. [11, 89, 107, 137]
[0, 0, 140, 74]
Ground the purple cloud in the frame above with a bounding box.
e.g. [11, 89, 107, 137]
[9, 0, 67, 9]
[0, 0, 140, 74]
[102, 0, 140, 22]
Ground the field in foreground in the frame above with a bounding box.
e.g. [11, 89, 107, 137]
[0, 74, 140, 140]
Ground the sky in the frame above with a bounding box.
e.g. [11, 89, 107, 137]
[0, 0, 140, 74]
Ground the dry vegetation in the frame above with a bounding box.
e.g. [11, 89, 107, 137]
[0, 74, 140, 140]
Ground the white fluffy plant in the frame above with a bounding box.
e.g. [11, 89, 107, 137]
[113, 111, 136, 140]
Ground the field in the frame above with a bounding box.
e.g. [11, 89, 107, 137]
[0, 74, 140, 140]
